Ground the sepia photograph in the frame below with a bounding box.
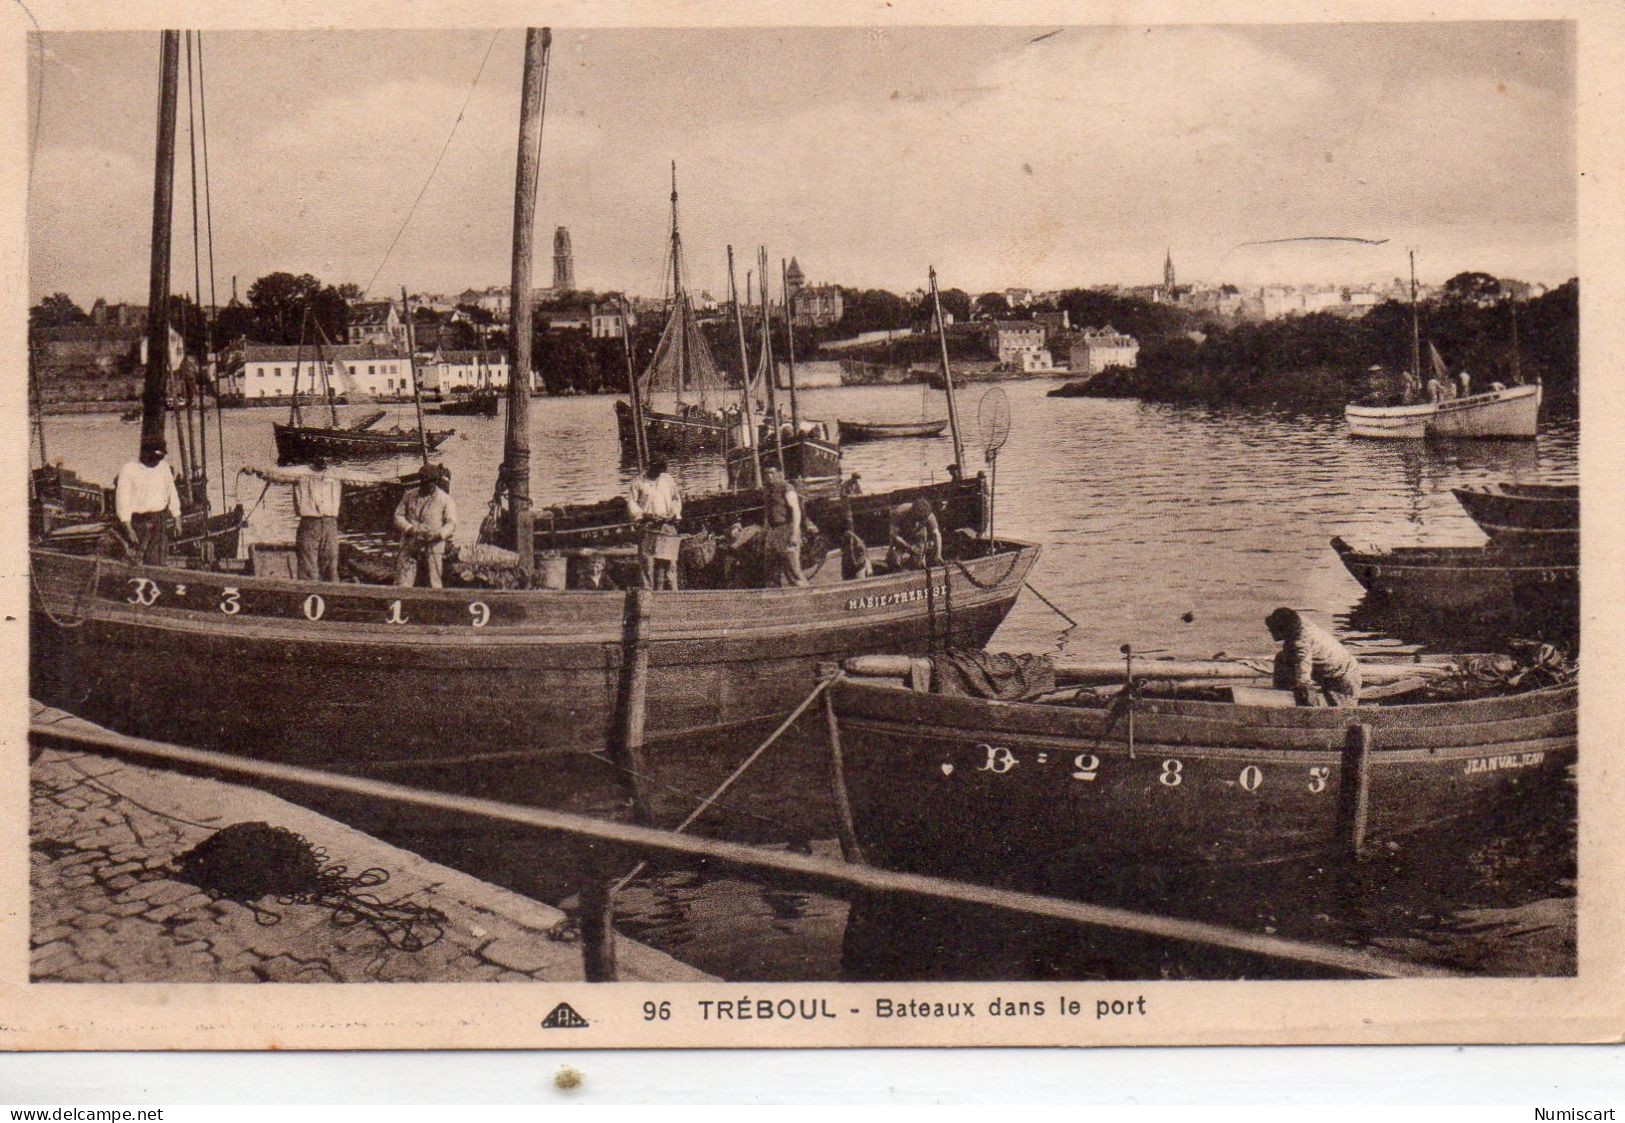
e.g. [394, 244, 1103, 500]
[10, 7, 1616, 1051]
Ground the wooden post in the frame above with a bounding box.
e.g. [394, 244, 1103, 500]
[1337, 722, 1374, 859]
[611, 587, 655, 823]
[821, 687, 866, 865]
[501, 27, 551, 571]
[579, 875, 618, 982]
[140, 31, 181, 456]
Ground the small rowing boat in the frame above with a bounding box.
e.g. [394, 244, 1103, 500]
[1331, 536, 1576, 619]
[1452, 482, 1578, 545]
[838, 419, 948, 442]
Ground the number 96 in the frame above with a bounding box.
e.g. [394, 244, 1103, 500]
[643, 1000, 671, 1021]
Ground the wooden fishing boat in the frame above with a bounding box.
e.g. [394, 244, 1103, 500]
[31, 537, 1039, 770]
[830, 658, 1576, 874]
[273, 420, 454, 464]
[1346, 384, 1541, 440]
[1331, 536, 1577, 616]
[838, 419, 949, 442]
[1452, 482, 1578, 545]
[615, 398, 732, 456]
[433, 388, 501, 417]
[725, 421, 842, 488]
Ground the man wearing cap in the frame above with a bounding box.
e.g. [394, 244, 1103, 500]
[1265, 607, 1361, 707]
[626, 458, 683, 590]
[886, 498, 943, 571]
[114, 438, 182, 566]
[392, 464, 458, 588]
[840, 472, 863, 498]
[244, 456, 369, 581]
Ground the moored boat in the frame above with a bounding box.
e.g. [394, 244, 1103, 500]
[433, 388, 501, 417]
[1346, 383, 1541, 440]
[1331, 535, 1577, 618]
[273, 420, 455, 463]
[1452, 482, 1579, 545]
[830, 657, 1576, 874]
[838, 419, 949, 442]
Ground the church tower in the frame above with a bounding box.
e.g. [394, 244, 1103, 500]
[785, 257, 805, 300]
[1163, 248, 1176, 291]
[553, 227, 575, 292]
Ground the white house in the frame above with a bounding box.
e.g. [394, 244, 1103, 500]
[231, 343, 419, 400]
[591, 303, 636, 339]
[345, 301, 407, 348]
[1069, 326, 1140, 374]
[992, 321, 1046, 367]
[1019, 350, 1054, 374]
[420, 350, 511, 393]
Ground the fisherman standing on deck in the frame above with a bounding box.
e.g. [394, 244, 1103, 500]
[1265, 607, 1362, 707]
[393, 464, 457, 588]
[627, 458, 683, 590]
[114, 438, 182, 566]
[1458, 370, 1473, 398]
[244, 456, 367, 581]
[760, 464, 811, 587]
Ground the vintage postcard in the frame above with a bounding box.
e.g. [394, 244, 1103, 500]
[4, 0, 1622, 1050]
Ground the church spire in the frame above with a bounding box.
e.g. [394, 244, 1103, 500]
[1163, 248, 1175, 290]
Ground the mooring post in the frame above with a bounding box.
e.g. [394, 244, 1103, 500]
[820, 680, 866, 866]
[579, 875, 618, 982]
[1337, 721, 1374, 859]
[611, 587, 654, 823]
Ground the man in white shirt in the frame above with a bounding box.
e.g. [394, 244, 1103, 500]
[244, 455, 369, 581]
[626, 458, 683, 590]
[114, 438, 182, 566]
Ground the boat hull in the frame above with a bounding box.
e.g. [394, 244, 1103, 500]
[831, 678, 1576, 874]
[1452, 484, 1579, 546]
[614, 400, 730, 457]
[30, 541, 1038, 775]
[726, 435, 842, 488]
[1345, 384, 1541, 440]
[1331, 537, 1577, 619]
[838, 420, 948, 442]
[273, 423, 455, 464]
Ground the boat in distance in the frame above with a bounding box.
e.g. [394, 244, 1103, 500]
[1452, 482, 1578, 545]
[1331, 535, 1577, 617]
[273, 420, 455, 464]
[830, 659, 1575, 873]
[1345, 383, 1541, 439]
[838, 419, 949, 442]
[30, 537, 1039, 774]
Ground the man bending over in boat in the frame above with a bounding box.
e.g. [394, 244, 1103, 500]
[886, 499, 943, 571]
[393, 464, 458, 588]
[1265, 607, 1361, 707]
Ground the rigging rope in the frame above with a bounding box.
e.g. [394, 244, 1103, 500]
[364, 30, 502, 297]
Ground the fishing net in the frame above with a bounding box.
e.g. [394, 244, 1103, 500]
[173, 821, 448, 952]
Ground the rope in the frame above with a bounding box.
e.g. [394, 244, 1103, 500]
[30, 534, 122, 630]
[364, 30, 501, 296]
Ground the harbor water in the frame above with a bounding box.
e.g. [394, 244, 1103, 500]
[36, 379, 1579, 980]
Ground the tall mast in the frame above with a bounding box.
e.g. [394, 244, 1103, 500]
[620, 295, 648, 474]
[670, 161, 688, 405]
[1510, 299, 1522, 384]
[502, 27, 552, 570]
[727, 245, 762, 488]
[402, 287, 429, 464]
[140, 31, 181, 455]
[1409, 249, 1422, 383]
[929, 267, 965, 470]
[780, 257, 801, 435]
[758, 246, 785, 475]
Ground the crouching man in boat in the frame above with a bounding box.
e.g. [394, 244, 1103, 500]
[114, 437, 182, 566]
[393, 464, 458, 588]
[886, 499, 943, 571]
[1265, 607, 1361, 707]
[243, 456, 372, 581]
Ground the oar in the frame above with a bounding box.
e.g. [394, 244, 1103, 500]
[844, 654, 1458, 687]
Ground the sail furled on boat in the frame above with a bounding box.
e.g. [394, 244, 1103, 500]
[641, 293, 731, 404]
[1429, 341, 1451, 382]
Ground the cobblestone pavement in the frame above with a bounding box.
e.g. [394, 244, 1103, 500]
[30, 737, 711, 984]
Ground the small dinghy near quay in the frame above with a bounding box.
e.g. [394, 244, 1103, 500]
[1451, 482, 1578, 545]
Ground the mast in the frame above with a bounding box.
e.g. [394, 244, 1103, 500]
[402, 287, 429, 463]
[781, 257, 801, 435]
[929, 267, 965, 471]
[620, 295, 648, 474]
[1510, 299, 1522, 384]
[1409, 249, 1421, 385]
[670, 161, 689, 406]
[758, 246, 785, 475]
[727, 245, 762, 488]
[139, 31, 181, 455]
[501, 27, 552, 570]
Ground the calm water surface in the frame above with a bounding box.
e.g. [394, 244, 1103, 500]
[39, 380, 1579, 980]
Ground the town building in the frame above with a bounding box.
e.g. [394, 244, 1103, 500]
[590, 301, 636, 339]
[457, 286, 510, 317]
[345, 300, 407, 348]
[418, 350, 511, 394]
[1069, 326, 1139, 374]
[1031, 310, 1071, 338]
[992, 321, 1046, 367]
[32, 318, 187, 404]
[1019, 349, 1054, 374]
[791, 285, 844, 329]
[785, 258, 805, 300]
[227, 343, 418, 400]
[553, 227, 575, 292]
[1004, 288, 1034, 309]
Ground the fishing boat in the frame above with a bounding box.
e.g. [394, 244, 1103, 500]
[1452, 482, 1578, 545]
[838, 419, 949, 442]
[830, 655, 1576, 874]
[1331, 536, 1577, 617]
[433, 387, 501, 417]
[614, 169, 735, 461]
[1345, 251, 1541, 440]
[33, 31, 1039, 801]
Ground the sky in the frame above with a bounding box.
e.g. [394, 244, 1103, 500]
[26, 22, 1577, 307]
